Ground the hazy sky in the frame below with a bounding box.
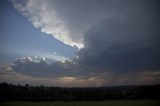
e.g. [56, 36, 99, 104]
[0, 0, 160, 87]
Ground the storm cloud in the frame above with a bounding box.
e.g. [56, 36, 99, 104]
[1, 0, 159, 86]
[12, 0, 160, 48]
[77, 0, 160, 73]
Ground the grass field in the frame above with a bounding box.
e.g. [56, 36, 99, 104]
[0, 100, 160, 106]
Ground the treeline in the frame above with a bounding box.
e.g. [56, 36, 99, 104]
[0, 83, 160, 101]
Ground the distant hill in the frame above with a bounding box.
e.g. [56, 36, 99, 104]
[0, 83, 160, 101]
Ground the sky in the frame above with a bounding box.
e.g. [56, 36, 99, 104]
[0, 0, 160, 87]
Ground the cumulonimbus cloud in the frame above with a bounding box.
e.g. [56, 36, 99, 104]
[6, 0, 160, 86]
[10, 0, 129, 48]
[77, 14, 160, 72]
[11, 0, 160, 72]
[76, 0, 160, 72]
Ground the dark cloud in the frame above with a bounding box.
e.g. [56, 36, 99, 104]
[77, 0, 160, 73]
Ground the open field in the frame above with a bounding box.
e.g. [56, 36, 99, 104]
[0, 100, 160, 106]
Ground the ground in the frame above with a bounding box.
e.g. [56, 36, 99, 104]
[0, 100, 160, 106]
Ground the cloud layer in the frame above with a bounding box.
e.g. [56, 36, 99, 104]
[3, 0, 160, 86]
[13, 0, 159, 48]
[77, 15, 160, 72]
[11, 0, 84, 48]
[0, 56, 160, 86]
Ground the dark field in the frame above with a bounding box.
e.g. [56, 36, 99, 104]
[0, 100, 160, 106]
[1, 83, 160, 106]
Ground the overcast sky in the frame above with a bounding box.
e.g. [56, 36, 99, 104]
[0, 0, 160, 87]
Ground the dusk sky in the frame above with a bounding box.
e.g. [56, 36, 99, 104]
[0, 0, 160, 87]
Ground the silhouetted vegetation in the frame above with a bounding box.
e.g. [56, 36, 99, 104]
[0, 83, 159, 101]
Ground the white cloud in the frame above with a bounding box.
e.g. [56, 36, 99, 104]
[15, 56, 33, 63]
[11, 0, 84, 48]
[11, 0, 124, 49]
[53, 52, 57, 55]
